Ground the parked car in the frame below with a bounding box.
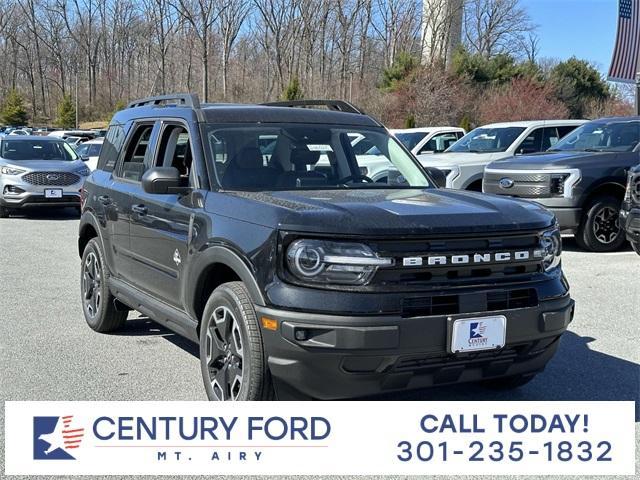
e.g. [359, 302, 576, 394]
[78, 94, 573, 401]
[74, 137, 104, 171]
[620, 163, 640, 254]
[484, 117, 640, 252]
[48, 129, 97, 141]
[0, 136, 90, 217]
[391, 127, 466, 156]
[65, 135, 93, 148]
[9, 129, 30, 136]
[418, 120, 586, 191]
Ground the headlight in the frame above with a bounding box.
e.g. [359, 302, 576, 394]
[0, 166, 26, 175]
[539, 228, 562, 272]
[549, 169, 581, 198]
[286, 239, 394, 285]
[437, 166, 459, 188]
[623, 172, 633, 204]
[76, 166, 91, 176]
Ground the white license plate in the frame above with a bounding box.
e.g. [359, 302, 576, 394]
[451, 315, 506, 353]
[44, 189, 63, 198]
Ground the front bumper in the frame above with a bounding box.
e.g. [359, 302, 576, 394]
[620, 205, 640, 244]
[545, 207, 582, 231]
[257, 294, 574, 399]
[0, 177, 84, 209]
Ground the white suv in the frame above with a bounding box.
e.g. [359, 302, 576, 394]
[417, 120, 586, 191]
[391, 127, 466, 156]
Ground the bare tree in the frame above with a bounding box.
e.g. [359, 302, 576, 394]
[464, 0, 534, 58]
[218, 0, 249, 99]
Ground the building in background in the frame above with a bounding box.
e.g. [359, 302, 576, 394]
[421, 0, 464, 67]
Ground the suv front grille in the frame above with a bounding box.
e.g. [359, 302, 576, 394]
[483, 171, 551, 197]
[23, 171, 80, 186]
[371, 232, 542, 290]
[401, 288, 538, 317]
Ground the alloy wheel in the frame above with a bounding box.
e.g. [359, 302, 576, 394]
[205, 306, 244, 401]
[592, 206, 620, 245]
[82, 252, 101, 318]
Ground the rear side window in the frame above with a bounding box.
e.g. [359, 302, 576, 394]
[117, 124, 154, 182]
[98, 125, 126, 172]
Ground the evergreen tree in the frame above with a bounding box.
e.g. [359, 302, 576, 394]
[380, 52, 418, 91]
[550, 57, 610, 118]
[55, 95, 76, 128]
[2, 90, 29, 125]
[282, 76, 303, 101]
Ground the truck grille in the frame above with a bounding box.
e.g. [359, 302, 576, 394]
[483, 171, 551, 198]
[23, 171, 80, 186]
[632, 174, 640, 204]
[371, 231, 543, 290]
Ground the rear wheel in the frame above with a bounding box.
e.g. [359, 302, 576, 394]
[199, 281, 274, 401]
[575, 195, 625, 252]
[80, 238, 127, 332]
[481, 373, 537, 390]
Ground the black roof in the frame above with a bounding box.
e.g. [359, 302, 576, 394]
[113, 94, 381, 127]
[591, 116, 640, 122]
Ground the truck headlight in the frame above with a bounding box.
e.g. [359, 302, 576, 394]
[539, 228, 562, 272]
[0, 166, 26, 175]
[438, 166, 459, 188]
[286, 239, 394, 285]
[549, 169, 581, 198]
[623, 172, 633, 204]
[75, 166, 91, 176]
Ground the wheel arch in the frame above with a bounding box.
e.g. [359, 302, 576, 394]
[78, 212, 102, 258]
[582, 181, 626, 207]
[188, 246, 266, 335]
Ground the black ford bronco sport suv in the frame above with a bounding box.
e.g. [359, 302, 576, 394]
[484, 117, 640, 252]
[621, 162, 640, 254]
[78, 94, 574, 400]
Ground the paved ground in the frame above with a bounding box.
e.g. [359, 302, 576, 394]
[1, 207, 638, 479]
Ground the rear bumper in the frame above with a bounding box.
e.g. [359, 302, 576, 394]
[257, 294, 574, 400]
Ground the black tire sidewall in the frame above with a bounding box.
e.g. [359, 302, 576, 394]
[80, 238, 110, 330]
[578, 196, 625, 252]
[199, 284, 262, 401]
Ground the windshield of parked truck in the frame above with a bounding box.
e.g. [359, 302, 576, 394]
[394, 132, 429, 151]
[448, 126, 526, 153]
[205, 124, 432, 191]
[549, 120, 640, 152]
[0, 139, 78, 161]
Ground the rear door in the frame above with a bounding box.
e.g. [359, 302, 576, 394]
[127, 120, 201, 308]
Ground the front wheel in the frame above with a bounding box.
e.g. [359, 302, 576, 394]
[631, 240, 640, 255]
[199, 281, 274, 401]
[575, 195, 626, 252]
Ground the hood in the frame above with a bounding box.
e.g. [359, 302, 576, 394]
[488, 150, 617, 170]
[0, 159, 85, 172]
[211, 188, 555, 236]
[417, 151, 505, 167]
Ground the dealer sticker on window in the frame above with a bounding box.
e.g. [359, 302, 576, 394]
[451, 315, 506, 353]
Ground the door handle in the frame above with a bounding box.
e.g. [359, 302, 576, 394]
[97, 195, 111, 205]
[131, 204, 148, 215]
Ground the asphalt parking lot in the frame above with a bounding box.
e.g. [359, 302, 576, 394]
[1, 207, 638, 478]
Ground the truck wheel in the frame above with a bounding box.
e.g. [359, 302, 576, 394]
[576, 195, 625, 252]
[80, 238, 127, 332]
[631, 241, 640, 255]
[0, 206, 10, 218]
[199, 281, 274, 401]
[481, 373, 537, 390]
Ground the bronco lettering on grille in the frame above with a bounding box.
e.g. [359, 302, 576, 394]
[401, 250, 543, 267]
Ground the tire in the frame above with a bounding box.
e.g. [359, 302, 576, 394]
[466, 180, 483, 192]
[481, 373, 537, 390]
[631, 241, 640, 256]
[575, 195, 626, 252]
[80, 238, 127, 332]
[199, 281, 274, 401]
[0, 206, 10, 218]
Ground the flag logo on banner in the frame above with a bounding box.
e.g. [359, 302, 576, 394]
[608, 0, 640, 82]
[33, 416, 85, 460]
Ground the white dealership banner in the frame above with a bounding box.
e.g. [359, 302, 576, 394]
[4, 401, 635, 475]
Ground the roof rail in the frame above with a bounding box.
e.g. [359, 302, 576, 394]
[261, 99, 365, 115]
[127, 93, 201, 109]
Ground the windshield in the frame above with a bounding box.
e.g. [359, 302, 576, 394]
[448, 126, 526, 153]
[549, 120, 640, 152]
[0, 139, 78, 161]
[205, 124, 431, 191]
[394, 132, 429, 151]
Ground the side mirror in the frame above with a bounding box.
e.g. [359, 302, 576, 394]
[141, 166, 187, 194]
[81, 155, 89, 162]
[424, 167, 447, 188]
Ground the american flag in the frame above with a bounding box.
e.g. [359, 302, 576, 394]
[608, 0, 640, 83]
